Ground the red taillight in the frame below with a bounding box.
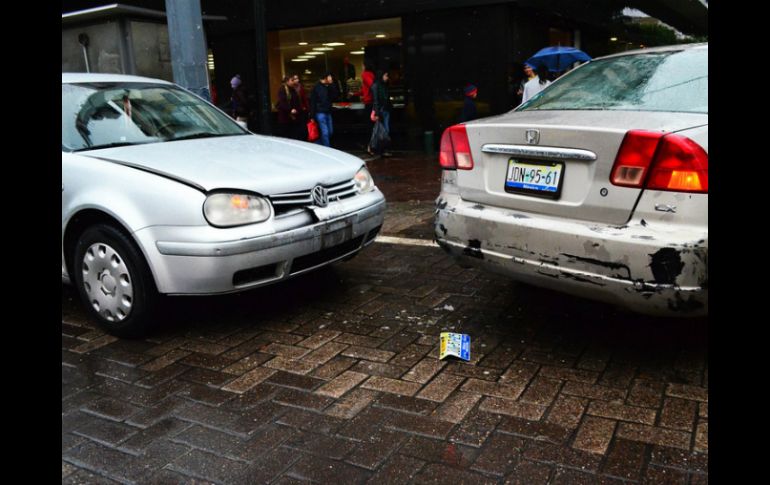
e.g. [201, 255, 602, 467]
[610, 130, 708, 193]
[610, 130, 663, 187]
[647, 135, 708, 192]
[439, 127, 456, 169]
[439, 124, 474, 170]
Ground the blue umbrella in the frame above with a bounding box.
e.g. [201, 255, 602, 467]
[526, 46, 591, 72]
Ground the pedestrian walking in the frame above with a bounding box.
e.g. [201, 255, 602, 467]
[310, 72, 339, 147]
[276, 74, 306, 140]
[521, 64, 551, 105]
[295, 77, 310, 141]
[371, 70, 393, 157]
[351, 62, 377, 154]
[359, 62, 376, 112]
[516, 63, 536, 103]
[459, 84, 478, 122]
[229, 74, 250, 127]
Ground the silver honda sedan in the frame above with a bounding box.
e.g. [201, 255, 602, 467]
[62, 73, 385, 336]
[435, 43, 707, 316]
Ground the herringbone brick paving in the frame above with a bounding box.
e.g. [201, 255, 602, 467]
[62, 153, 707, 484]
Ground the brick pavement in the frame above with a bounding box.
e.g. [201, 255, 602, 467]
[62, 151, 708, 483]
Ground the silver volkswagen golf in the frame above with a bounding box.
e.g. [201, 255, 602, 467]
[435, 44, 707, 316]
[62, 73, 385, 336]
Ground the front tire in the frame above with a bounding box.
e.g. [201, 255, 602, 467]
[73, 224, 159, 338]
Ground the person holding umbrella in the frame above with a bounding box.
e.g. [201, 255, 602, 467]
[521, 64, 551, 105]
[526, 46, 591, 73]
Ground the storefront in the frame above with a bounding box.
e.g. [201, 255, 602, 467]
[267, 18, 405, 140]
[233, 2, 594, 148]
[63, 0, 706, 149]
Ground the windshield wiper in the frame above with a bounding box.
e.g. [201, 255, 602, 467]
[72, 141, 149, 152]
[170, 132, 247, 142]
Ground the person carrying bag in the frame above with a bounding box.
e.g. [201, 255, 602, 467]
[369, 119, 390, 155]
[370, 70, 393, 157]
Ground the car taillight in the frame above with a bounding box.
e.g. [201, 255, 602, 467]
[439, 124, 474, 170]
[610, 130, 661, 187]
[610, 130, 708, 193]
[647, 135, 708, 192]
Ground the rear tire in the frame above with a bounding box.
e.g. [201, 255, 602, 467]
[72, 224, 159, 338]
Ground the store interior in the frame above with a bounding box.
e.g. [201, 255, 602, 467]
[270, 18, 402, 106]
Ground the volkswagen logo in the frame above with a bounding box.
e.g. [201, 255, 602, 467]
[311, 185, 329, 207]
[525, 129, 540, 145]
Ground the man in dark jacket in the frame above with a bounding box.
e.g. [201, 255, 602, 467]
[229, 74, 250, 127]
[371, 70, 393, 156]
[309, 72, 339, 147]
[276, 74, 306, 140]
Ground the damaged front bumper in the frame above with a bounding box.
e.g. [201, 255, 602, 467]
[135, 190, 386, 295]
[435, 194, 707, 316]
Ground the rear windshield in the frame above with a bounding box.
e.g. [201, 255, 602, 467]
[519, 47, 708, 114]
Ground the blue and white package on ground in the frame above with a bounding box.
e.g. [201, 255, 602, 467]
[439, 332, 471, 361]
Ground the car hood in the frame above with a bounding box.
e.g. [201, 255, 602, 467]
[79, 134, 365, 194]
[469, 109, 708, 134]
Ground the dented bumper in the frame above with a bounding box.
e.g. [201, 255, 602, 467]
[435, 194, 707, 316]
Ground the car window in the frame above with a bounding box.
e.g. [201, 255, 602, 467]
[518, 47, 707, 114]
[62, 82, 247, 152]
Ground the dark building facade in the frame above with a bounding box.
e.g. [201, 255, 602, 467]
[62, 0, 706, 147]
[204, 0, 626, 145]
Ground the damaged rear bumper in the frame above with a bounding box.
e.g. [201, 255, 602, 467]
[435, 194, 707, 316]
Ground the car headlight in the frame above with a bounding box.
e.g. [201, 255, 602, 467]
[354, 166, 374, 193]
[203, 193, 271, 227]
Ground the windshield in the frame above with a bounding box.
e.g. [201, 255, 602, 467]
[518, 47, 708, 114]
[62, 82, 248, 152]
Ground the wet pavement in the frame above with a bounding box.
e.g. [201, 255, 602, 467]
[62, 150, 708, 484]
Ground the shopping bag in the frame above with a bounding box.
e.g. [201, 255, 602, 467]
[307, 119, 320, 142]
[369, 120, 390, 154]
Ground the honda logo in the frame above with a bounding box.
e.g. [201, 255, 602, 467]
[311, 185, 329, 207]
[525, 129, 540, 145]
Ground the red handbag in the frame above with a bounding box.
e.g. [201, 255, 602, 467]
[307, 119, 320, 142]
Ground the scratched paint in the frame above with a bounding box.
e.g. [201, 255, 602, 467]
[649, 248, 685, 284]
[463, 239, 484, 259]
[434, 187, 706, 316]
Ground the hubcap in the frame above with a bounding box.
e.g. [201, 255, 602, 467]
[81, 242, 133, 322]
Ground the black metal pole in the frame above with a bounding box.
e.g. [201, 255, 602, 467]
[253, 0, 272, 135]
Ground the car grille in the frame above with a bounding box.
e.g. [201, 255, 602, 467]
[269, 179, 358, 216]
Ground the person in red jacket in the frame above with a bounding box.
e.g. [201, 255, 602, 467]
[360, 62, 375, 114]
[350, 62, 376, 154]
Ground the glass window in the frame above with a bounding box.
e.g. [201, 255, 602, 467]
[271, 18, 402, 107]
[62, 82, 247, 152]
[519, 47, 707, 114]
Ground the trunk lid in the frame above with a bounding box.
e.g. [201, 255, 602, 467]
[460, 110, 708, 225]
